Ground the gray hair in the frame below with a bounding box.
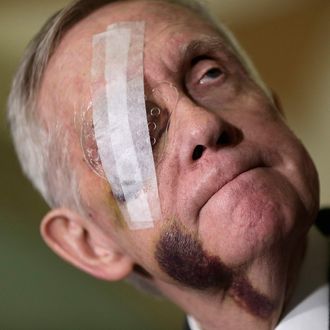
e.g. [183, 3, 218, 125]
[7, 0, 269, 213]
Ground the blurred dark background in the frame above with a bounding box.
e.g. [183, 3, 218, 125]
[0, 0, 329, 329]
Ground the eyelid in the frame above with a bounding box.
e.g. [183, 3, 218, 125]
[191, 54, 213, 66]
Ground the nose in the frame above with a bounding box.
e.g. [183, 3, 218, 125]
[173, 101, 242, 165]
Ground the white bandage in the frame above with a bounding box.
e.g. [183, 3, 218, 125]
[91, 22, 160, 229]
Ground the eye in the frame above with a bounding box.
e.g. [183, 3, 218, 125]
[188, 58, 226, 87]
[199, 67, 224, 85]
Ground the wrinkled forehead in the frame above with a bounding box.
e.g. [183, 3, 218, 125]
[86, 0, 216, 36]
[43, 0, 222, 110]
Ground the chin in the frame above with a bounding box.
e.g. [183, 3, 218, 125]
[198, 167, 308, 266]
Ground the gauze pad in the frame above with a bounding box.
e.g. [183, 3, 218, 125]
[91, 22, 160, 229]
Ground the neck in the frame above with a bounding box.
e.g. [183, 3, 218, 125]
[156, 277, 281, 330]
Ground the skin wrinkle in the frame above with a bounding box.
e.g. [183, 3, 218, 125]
[153, 36, 239, 94]
[183, 37, 239, 72]
[179, 37, 254, 103]
[155, 220, 275, 319]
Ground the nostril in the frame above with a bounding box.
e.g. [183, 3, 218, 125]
[216, 131, 231, 146]
[192, 145, 206, 161]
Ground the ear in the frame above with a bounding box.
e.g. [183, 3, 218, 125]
[40, 208, 133, 281]
[271, 90, 285, 117]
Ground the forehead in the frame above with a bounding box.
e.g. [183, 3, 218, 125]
[87, 0, 214, 34]
[61, 0, 221, 63]
[40, 0, 224, 119]
[82, 0, 223, 60]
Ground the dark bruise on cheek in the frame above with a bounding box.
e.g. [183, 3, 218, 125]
[155, 221, 233, 291]
[155, 221, 275, 319]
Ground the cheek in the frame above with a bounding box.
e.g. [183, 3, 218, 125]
[257, 119, 319, 219]
[156, 156, 180, 216]
[234, 108, 319, 216]
[278, 140, 319, 217]
[116, 223, 168, 276]
[81, 176, 127, 231]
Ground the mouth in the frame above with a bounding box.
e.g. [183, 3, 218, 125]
[197, 158, 268, 215]
[220, 166, 262, 191]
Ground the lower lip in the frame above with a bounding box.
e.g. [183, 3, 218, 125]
[222, 167, 261, 190]
[198, 166, 267, 218]
[207, 167, 270, 206]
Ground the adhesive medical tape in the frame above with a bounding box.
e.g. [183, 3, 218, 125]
[91, 22, 161, 229]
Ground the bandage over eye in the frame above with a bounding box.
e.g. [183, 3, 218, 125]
[145, 82, 179, 158]
[90, 22, 161, 230]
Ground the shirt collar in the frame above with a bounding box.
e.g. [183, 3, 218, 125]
[187, 226, 329, 330]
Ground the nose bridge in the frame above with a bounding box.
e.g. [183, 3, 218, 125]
[174, 97, 228, 145]
[184, 104, 218, 143]
[170, 97, 242, 164]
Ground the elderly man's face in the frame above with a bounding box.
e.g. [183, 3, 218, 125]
[40, 0, 319, 317]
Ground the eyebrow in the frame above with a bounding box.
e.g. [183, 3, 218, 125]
[182, 36, 231, 65]
[179, 35, 248, 80]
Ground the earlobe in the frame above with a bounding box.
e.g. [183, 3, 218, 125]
[40, 208, 133, 281]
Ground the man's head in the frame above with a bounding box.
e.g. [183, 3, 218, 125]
[8, 0, 320, 328]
